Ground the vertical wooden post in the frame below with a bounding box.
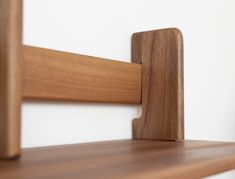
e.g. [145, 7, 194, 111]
[0, 0, 23, 158]
[132, 28, 184, 141]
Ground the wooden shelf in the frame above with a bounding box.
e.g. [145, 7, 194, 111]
[1, 140, 235, 178]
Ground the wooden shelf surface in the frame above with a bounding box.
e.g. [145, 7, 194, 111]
[1, 140, 235, 179]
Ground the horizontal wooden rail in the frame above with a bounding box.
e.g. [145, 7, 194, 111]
[23, 45, 141, 104]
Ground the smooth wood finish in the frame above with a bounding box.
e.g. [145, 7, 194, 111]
[1, 140, 235, 179]
[132, 28, 184, 140]
[0, 0, 22, 159]
[23, 45, 141, 104]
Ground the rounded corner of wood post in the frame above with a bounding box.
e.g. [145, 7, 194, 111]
[0, 149, 21, 160]
[169, 28, 183, 38]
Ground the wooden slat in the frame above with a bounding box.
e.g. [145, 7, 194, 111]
[1, 140, 235, 178]
[0, 0, 22, 159]
[23, 46, 141, 104]
[132, 28, 184, 140]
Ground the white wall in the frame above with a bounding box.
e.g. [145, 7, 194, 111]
[23, 0, 235, 178]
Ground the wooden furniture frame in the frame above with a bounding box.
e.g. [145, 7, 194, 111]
[1, 1, 235, 178]
[0, 0, 184, 159]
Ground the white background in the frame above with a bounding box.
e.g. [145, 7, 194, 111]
[23, 0, 235, 178]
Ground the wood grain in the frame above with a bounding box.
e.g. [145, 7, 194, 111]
[23, 46, 141, 104]
[1, 140, 235, 178]
[132, 28, 184, 140]
[0, 0, 22, 159]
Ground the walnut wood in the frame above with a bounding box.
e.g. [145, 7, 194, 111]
[23, 46, 141, 104]
[1, 140, 235, 178]
[132, 28, 184, 140]
[0, 0, 22, 159]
